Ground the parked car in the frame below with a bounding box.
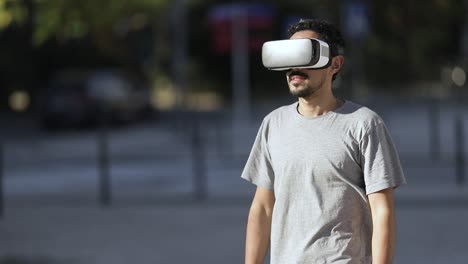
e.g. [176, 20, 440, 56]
[40, 69, 152, 129]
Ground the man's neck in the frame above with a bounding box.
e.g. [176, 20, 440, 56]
[297, 94, 343, 118]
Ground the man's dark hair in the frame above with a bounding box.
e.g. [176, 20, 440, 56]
[287, 18, 345, 57]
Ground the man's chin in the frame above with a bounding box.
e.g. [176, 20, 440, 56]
[290, 89, 311, 98]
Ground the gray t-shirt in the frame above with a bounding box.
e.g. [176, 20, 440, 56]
[241, 100, 406, 264]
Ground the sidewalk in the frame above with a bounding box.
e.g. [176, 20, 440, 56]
[1, 195, 468, 264]
[0, 204, 248, 264]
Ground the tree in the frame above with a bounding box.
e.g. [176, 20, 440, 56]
[0, 0, 170, 112]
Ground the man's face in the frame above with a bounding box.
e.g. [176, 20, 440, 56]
[286, 30, 329, 98]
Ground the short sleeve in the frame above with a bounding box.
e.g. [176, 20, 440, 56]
[360, 119, 406, 194]
[241, 119, 275, 190]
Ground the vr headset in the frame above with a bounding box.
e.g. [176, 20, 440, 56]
[262, 38, 331, 71]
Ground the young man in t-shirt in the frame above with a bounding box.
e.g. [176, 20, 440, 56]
[241, 18, 406, 264]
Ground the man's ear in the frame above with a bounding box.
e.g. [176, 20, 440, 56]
[331, 55, 344, 73]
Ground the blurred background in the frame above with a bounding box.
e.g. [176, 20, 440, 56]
[0, 0, 467, 263]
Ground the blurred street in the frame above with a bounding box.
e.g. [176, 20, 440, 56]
[1, 99, 468, 263]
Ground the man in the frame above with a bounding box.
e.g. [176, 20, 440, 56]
[241, 18, 406, 264]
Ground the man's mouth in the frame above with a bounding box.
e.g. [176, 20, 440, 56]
[290, 75, 307, 81]
[288, 71, 308, 82]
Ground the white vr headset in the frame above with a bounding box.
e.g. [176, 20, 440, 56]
[262, 38, 331, 71]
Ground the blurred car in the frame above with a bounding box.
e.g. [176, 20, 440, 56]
[40, 69, 152, 129]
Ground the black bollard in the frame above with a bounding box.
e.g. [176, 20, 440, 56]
[216, 118, 223, 157]
[455, 115, 465, 186]
[98, 110, 111, 207]
[191, 117, 207, 201]
[429, 99, 441, 161]
[0, 142, 4, 219]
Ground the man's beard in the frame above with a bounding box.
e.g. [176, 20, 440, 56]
[288, 79, 324, 98]
[290, 85, 316, 98]
[287, 70, 323, 98]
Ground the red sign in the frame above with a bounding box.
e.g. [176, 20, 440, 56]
[208, 3, 275, 55]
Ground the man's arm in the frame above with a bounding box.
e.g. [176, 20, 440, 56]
[368, 187, 396, 264]
[245, 186, 275, 264]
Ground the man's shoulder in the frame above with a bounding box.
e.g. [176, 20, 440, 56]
[343, 100, 385, 130]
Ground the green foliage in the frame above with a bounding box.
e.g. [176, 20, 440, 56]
[0, 0, 169, 45]
[0, 0, 28, 28]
